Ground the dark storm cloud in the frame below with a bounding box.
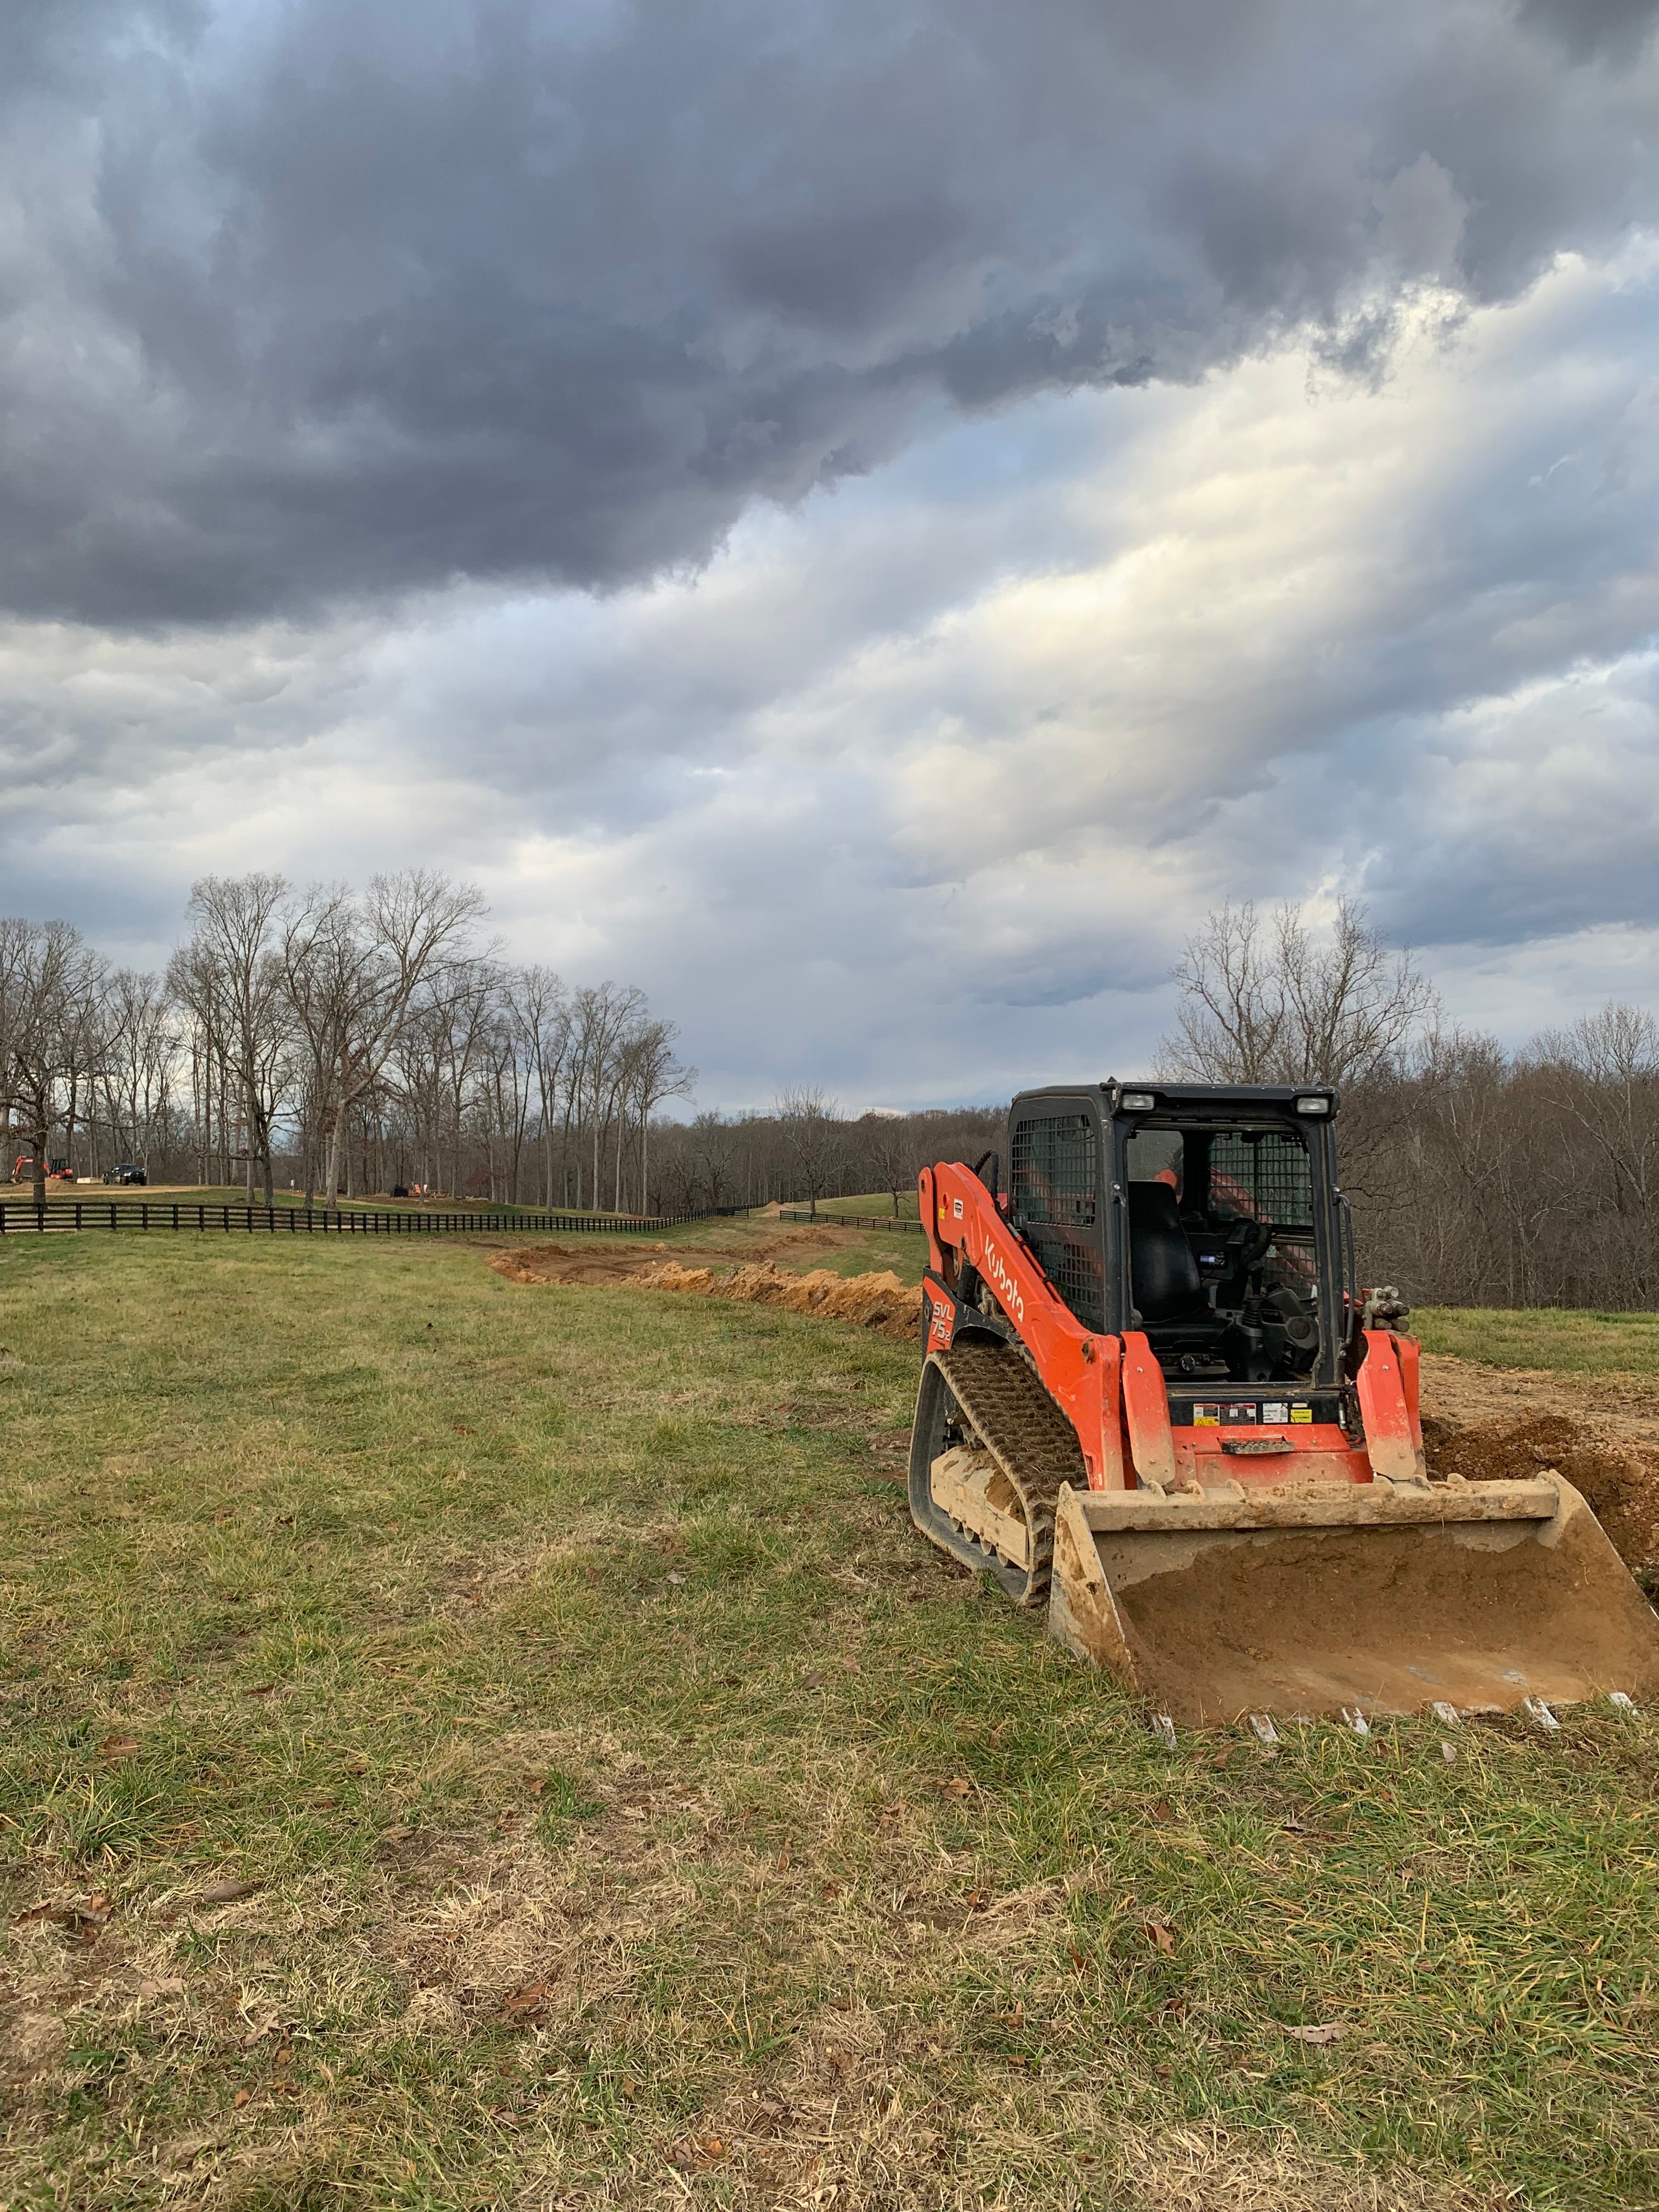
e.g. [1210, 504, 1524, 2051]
[6, 0, 1659, 628]
[1520, 0, 1659, 63]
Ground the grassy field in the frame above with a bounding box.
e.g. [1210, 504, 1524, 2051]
[1415, 1305, 1659, 1378]
[2, 1229, 1657, 2210]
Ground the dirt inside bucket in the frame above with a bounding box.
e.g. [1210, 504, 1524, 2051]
[1099, 1504, 1659, 1725]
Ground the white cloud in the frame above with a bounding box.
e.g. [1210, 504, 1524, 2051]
[3, 247, 1656, 1107]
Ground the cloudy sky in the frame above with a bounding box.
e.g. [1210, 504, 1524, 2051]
[5, 0, 1658, 1109]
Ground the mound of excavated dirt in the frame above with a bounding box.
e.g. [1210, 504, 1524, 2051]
[488, 1240, 922, 1341]
[1423, 1411, 1659, 1592]
[625, 1260, 920, 1341]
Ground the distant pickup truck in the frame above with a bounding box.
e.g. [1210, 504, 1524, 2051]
[103, 1164, 147, 1185]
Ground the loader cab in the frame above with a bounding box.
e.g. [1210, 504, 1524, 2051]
[1007, 1081, 1346, 1402]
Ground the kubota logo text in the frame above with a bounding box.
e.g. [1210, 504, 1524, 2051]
[979, 1230, 1024, 1322]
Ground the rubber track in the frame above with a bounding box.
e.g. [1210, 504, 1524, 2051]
[933, 1340, 1087, 1605]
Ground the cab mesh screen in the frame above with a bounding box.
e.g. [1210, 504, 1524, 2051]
[1207, 1130, 1311, 1229]
[1010, 1113, 1103, 1329]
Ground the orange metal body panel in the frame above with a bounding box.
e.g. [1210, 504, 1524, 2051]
[1352, 1327, 1427, 1482]
[921, 1159, 1412, 1492]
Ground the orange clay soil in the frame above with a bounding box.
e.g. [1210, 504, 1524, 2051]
[489, 1229, 922, 1341]
[1419, 1355, 1659, 1589]
[488, 1249, 1659, 1583]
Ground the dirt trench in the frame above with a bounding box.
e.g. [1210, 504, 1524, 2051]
[489, 1233, 922, 1341]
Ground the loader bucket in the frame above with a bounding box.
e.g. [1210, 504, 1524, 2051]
[1048, 1474, 1659, 1726]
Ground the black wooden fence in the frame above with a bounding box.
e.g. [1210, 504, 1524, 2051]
[0, 1199, 744, 1239]
[775, 1209, 924, 1234]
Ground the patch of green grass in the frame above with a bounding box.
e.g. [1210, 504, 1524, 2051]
[1, 1237, 1655, 2207]
[1415, 1304, 1659, 1376]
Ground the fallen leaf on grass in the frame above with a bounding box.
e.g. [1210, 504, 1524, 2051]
[1144, 1920, 1176, 1956]
[99, 1734, 140, 1759]
[1284, 2021, 1348, 2045]
[188, 1878, 259, 1906]
[932, 1775, 973, 1800]
[501, 1980, 555, 2024]
[16, 1893, 112, 1929]
[241, 1684, 277, 1699]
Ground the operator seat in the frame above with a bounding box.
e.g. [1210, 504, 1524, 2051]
[1126, 1181, 1231, 1355]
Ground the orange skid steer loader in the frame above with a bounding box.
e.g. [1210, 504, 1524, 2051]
[911, 1081, 1659, 1726]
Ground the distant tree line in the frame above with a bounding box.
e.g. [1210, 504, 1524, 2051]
[0, 876, 692, 1211]
[4, 881, 1655, 1307]
[645, 1090, 1006, 1220]
[1159, 899, 1659, 1312]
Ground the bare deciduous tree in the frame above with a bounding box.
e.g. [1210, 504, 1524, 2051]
[0, 920, 106, 1204]
[625, 1018, 696, 1214]
[776, 1085, 845, 1218]
[1162, 898, 1437, 1088]
[283, 871, 486, 1205]
[505, 966, 570, 1208]
[178, 873, 292, 1202]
